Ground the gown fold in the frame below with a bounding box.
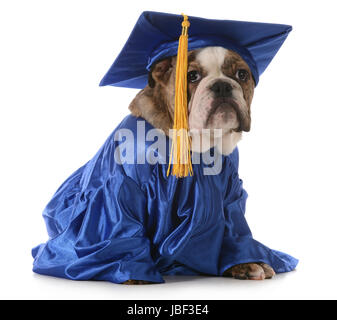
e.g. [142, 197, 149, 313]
[32, 115, 298, 283]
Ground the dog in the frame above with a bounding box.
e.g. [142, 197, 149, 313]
[127, 46, 275, 283]
[32, 45, 279, 283]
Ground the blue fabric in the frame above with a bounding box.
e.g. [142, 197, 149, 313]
[32, 115, 298, 283]
[99, 11, 292, 88]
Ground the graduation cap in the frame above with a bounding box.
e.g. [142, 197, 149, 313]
[100, 11, 292, 177]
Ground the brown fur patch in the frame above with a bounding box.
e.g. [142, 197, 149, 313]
[129, 64, 175, 135]
[221, 51, 255, 109]
[129, 51, 197, 135]
[122, 279, 154, 285]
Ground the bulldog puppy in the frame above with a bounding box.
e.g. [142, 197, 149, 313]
[128, 46, 275, 282]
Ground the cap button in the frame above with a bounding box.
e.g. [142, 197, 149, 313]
[181, 20, 190, 28]
[181, 14, 190, 28]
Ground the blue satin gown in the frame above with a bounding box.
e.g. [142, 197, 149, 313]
[32, 115, 298, 283]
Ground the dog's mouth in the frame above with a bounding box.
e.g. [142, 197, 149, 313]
[205, 98, 250, 132]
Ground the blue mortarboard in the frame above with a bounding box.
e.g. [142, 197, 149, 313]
[99, 11, 292, 88]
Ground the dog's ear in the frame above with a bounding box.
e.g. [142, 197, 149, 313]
[148, 57, 173, 88]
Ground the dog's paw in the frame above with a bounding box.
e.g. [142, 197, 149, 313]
[122, 279, 153, 285]
[223, 263, 275, 280]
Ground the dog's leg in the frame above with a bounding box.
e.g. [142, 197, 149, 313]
[223, 263, 275, 280]
[122, 280, 154, 285]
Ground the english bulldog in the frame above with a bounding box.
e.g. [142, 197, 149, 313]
[125, 46, 275, 283]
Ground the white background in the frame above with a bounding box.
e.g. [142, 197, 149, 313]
[1, 0, 336, 300]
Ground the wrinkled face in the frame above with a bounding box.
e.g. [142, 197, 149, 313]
[188, 47, 254, 134]
[141, 46, 255, 154]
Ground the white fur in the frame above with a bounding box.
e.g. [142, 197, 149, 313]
[188, 47, 246, 155]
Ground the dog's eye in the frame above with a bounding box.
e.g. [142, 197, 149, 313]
[236, 69, 249, 82]
[187, 70, 201, 83]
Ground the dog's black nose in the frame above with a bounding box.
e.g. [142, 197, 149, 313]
[210, 81, 233, 98]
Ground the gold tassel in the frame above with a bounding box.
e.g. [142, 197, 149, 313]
[167, 14, 193, 178]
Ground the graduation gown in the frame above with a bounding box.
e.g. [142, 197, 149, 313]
[32, 115, 298, 283]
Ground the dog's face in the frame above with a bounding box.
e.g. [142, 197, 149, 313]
[187, 47, 253, 133]
[130, 46, 255, 154]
